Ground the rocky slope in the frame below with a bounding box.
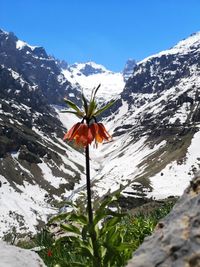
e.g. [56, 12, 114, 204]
[126, 172, 200, 267]
[0, 29, 88, 236]
[1, 28, 200, 237]
[66, 32, 200, 204]
[0, 29, 80, 104]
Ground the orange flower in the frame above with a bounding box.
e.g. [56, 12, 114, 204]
[90, 123, 111, 144]
[74, 123, 89, 147]
[63, 122, 111, 147]
[63, 122, 81, 141]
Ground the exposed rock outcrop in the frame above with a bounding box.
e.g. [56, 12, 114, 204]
[123, 58, 136, 82]
[0, 30, 85, 236]
[126, 172, 200, 267]
[0, 29, 80, 105]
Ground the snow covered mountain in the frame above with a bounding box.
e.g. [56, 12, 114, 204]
[0, 29, 87, 236]
[122, 58, 136, 81]
[61, 32, 200, 206]
[62, 61, 125, 102]
[85, 32, 200, 203]
[1, 28, 200, 237]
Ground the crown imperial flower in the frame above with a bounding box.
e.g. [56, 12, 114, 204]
[62, 85, 114, 147]
[63, 122, 111, 147]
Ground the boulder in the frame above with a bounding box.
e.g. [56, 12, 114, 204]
[126, 172, 200, 267]
[0, 241, 46, 267]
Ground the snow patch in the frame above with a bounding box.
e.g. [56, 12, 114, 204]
[16, 40, 38, 51]
[148, 130, 200, 199]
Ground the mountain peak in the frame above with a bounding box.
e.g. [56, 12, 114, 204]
[123, 58, 136, 81]
[16, 39, 39, 51]
[0, 28, 9, 35]
[62, 61, 124, 100]
[70, 61, 109, 76]
[0, 28, 43, 56]
[140, 31, 200, 64]
[174, 31, 200, 49]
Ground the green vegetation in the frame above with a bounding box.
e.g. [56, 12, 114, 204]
[33, 198, 174, 267]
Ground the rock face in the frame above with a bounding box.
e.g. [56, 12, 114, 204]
[73, 61, 106, 76]
[124, 33, 200, 96]
[0, 29, 86, 236]
[0, 29, 79, 105]
[0, 241, 46, 267]
[126, 173, 200, 267]
[91, 32, 200, 203]
[123, 58, 136, 82]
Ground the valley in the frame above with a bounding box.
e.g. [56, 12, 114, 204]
[0, 28, 200, 237]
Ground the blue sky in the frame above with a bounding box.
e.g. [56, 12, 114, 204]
[1, 0, 200, 71]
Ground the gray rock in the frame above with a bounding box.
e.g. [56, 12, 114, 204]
[123, 58, 136, 82]
[126, 173, 200, 267]
[0, 241, 46, 267]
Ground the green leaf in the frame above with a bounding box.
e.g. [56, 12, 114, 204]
[90, 84, 101, 102]
[48, 212, 70, 224]
[66, 262, 86, 267]
[104, 210, 126, 218]
[102, 242, 118, 265]
[93, 99, 116, 117]
[60, 110, 84, 118]
[93, 210, 106, 226]
[80, 244, 94, 258]
[104, 216, 121, 229]
[61, 201, 78, 208]
[81, 225, 89, 241]
[105, 225, 117, 242]
[93, 84, 101, 99]
[93, 195, 117, 225]
[60, 223, 81, 235]
[98, 195, 115, 211]
[99, 210, 125, 235]
[55, 235, 81, 246]
[87, 99, 97, 118]
[63, 98, 83, 115]
[100, 245, 107, 258]
[68, 213, 88, 225]
[81, 93, 88, 115]
[115, 242, 135, 252]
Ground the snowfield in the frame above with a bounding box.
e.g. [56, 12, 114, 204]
[16, 40, 38, 51]
[62, 61, 125, 101]
[148, 129, 200, 199]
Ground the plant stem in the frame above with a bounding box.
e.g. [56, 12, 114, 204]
[85, 145, 93, 225]
[85, 145, 102, 267]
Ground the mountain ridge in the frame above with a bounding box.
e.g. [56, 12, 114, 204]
[0, 29, 200, 237]
[61, 61, 125, 102]
[0, 28, 88, 236]
[73, 31, 200, 204]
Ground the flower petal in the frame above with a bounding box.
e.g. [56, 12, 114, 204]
[63, 121, 111, 147]
[98, 123, 111, 141]
[63, 122, 81, 141]
[74, 124, 89, 147]
[88, 124, 97, 144]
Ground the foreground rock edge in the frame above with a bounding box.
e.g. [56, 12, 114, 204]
[0, 241, 46, 267]
[126, 172, 200, 267]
